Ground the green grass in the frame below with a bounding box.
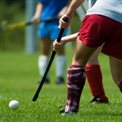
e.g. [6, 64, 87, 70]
[0, 48, 122, 122]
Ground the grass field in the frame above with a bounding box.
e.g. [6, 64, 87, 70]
[0, 48, 122, 122]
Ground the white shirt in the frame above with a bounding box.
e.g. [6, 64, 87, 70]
[87, 0, 122, 23]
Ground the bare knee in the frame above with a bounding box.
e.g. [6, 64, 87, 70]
[72, 40, 97, 66]
[40, 39, 51, 55]
[57, 47, 65, 55]
[87, 47, 101, 64]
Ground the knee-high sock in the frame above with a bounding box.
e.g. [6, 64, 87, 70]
[55, 55, 66, 78]
[86, 64, 108, 100]
[38, 55, 49, 78]
[65, 65, 86, 112]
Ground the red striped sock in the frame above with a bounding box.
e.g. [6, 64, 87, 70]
[65, 65, 86, 112]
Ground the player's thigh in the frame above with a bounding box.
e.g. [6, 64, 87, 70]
[72, 38, 97, 66]
[87, 46, 102, 64]
[109, 56, 122, 85]
[38, 23, 52, 54]
[39, 38, 52, 55]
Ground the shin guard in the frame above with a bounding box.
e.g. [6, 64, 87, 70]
[65, 65, 86, 112]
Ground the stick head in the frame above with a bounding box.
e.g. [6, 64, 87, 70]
[32, 93, 39, 101]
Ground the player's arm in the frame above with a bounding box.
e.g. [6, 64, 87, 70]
[59, 0, 85, 29]
[66, 0, 85, 17]
[58, 0, 71, 18]
[58, 6, 68, 18]
[53, 32, 78, 51]
[62, 32, 78, 43]
[32, 2, 43, 24]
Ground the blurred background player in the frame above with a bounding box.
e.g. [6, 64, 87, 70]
[32, 0, 69, 84]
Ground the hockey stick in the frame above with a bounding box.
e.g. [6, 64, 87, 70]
[0, 20, 35, 31]
[0, 16, 58, 31]
[32, 17, 68, 102]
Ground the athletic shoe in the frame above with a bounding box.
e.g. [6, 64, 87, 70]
[44, 78, 50, 84]
[90, 96, 109, 104]
[55, 77, 65, 84]
[60, 109, 77, 116]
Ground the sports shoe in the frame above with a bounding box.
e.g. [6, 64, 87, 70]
[44, 78, 50, 84]
[55, 77, 65, 84]
[60, 109, 77, 116]
[90, 96, 109, 104]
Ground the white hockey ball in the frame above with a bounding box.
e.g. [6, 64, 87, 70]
[9, 100, 19, 110]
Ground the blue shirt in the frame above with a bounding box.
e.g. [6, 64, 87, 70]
[39, 0, 68, 20]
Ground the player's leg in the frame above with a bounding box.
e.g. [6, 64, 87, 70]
[38, 38, 51, 83]
[37, 22, 51, 83]
[86, 47, 109, 104]
[50, 22, 67, 84]
[101, 19, 122, 92]
[55, 46, 66, 84]
[109, 56, 122, 92]
[60, 39, 97, 114]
